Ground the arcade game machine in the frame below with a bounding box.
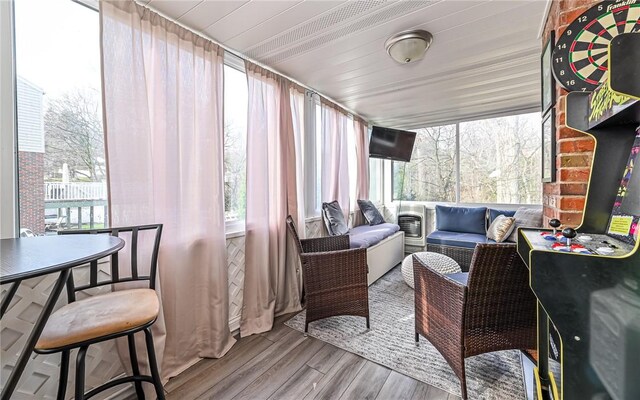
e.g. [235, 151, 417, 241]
[517, 6, 640, 399]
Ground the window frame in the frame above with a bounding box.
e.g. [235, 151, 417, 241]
[0, 0, 18, 238]
[390, 110, 542, 206]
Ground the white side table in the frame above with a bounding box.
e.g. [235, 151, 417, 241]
[401, 251, 461, 289]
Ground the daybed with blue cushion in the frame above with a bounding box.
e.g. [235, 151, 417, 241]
[323, 200, 405, 285]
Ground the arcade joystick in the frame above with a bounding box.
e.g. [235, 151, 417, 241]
[549, 219, 561, 235]
[562, 227, 577, 246]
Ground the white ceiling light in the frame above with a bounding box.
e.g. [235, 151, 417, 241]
[385, 30, 433, 64]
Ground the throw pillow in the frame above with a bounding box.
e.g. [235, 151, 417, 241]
[487, 215, 517, 243]
[507, 207, 544, 242]
[322, 201, 349, 236]
[357, 199, 385, 225]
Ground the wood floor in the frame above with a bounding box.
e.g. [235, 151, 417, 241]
[164, 314, 460, 400]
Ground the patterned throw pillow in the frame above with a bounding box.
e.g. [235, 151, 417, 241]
[322, 201, 349, 236]
[507, 207, 544, 242]
[357, 199, 385, 225]
[487, 215, 517, 243]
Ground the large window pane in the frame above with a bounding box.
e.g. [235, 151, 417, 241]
[393, 124, 457, 202]
[459, 112, 541, 204]
[223, 65, 247, 225]
[15, 0, 107, 236]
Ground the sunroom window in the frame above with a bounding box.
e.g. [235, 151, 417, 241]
[14, 0, 106, 236]
[392, 112, 541, 205]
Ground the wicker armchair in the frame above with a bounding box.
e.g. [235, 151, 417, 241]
[286, 215, 370, 332]
[414, 243, 536, 399]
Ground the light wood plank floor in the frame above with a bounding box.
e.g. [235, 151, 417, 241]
[164, 314, 460, 400]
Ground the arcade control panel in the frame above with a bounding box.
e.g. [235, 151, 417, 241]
[520, 219, 635, 257]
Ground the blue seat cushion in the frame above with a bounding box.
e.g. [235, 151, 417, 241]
[349, 223, 400, 249]
[435, 205, 487, 235]
[488, 208, 517, 225]
[427, 230, 494, 249]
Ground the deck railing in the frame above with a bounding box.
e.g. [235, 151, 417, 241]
[45, 182, 107, 201]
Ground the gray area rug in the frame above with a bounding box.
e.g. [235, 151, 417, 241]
[285, 266, 526, 399]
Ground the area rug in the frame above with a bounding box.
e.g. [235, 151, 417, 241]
[285, 266, 526, 399]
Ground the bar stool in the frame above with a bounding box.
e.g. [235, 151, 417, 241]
[34, 225, 165, 400]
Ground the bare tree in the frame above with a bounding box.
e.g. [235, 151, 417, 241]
[44, 90, 105, 181]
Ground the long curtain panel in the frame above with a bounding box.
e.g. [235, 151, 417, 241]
[240, 62, 303, 337]
[321, 102, 351, 221]
[353, 117, 370, 226]
[100, 0, 235, 382]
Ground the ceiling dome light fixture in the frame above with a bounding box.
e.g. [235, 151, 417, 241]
[385, 30, 433, 64]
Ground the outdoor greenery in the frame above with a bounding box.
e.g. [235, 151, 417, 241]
[44, 90, 105, 182]
[394, 113, 542, 205]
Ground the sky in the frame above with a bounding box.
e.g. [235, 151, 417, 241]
[15, 0, 101, 100]
[14, 0, 247, 133]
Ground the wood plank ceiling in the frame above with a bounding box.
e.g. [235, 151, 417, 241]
[141, 0, 547, 129]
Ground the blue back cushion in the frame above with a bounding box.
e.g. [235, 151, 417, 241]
[435, 205, 487, 235]
[488, 208, 517, 225]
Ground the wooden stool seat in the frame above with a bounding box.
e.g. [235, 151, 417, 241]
[35, 288, 159, 351]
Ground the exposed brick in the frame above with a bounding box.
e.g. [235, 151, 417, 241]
[544, 183, 561, 195]
[560, 168, 590, 182]
[557, 126, 588, 140]
[559, 183, 588, 196]
[558, 211, 584, 226]
[559, 138, 595, 153]
[18, 151, 45, 234]
[543, 0, 599, 225]
[558, 153, 592, 168]
[560, 6, 590, 25]
[559, 196, 586, 211]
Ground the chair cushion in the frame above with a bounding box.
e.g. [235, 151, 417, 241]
[427, 230, 489, 249]
[349, 223, 400, 248]
[488, 208, 517, 225]
[507, 207, 544, 242]
[357, 199, 385, 225]
[435, 205, 487, 235]
[322, 201, 349, 236]
[35, 288, 159, 351]
[446, 272, 469, 286]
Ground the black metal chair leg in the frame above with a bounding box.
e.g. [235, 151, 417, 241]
[144, 328, 165, 400]
[127, 333, 145, 399]
[75, 346, 88, 400]
[57, 350, 70, 400]
[366, 316, 370, 329]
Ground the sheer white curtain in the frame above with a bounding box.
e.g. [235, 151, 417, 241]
[321, 102, 351, 220]
[100, 0, 235, 381]
[354, 117, 370, 201]
[240, 62, 303, 337]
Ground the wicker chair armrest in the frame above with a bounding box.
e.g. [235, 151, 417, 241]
[413, 255, 466, 379]
[300, 235, 350, 253]
[300, 248, 368, 291]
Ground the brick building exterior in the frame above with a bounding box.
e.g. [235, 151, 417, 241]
[18, 151, 44, 234]
[542, 0, 599, 228]
[16, 77, 45, 235]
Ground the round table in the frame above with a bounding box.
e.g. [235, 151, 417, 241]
[401, 251, 461, 289]
[0, 235, 124, 400]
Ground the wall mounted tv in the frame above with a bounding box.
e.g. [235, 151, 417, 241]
[369, 126, 417, 162]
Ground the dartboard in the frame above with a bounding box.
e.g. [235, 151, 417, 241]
[552, 0, 640, 92]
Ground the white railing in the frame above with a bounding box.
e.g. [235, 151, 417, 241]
[44, 182, 107, 201]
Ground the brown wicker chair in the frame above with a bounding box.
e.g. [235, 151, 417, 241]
[286, 215, 370, 332]
[414, 243, 536, 399]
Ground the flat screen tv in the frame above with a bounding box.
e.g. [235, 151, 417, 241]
[369, 126, 416, 162]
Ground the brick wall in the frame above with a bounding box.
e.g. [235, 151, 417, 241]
[542, 0, 599, 228]
[18, 151, 44, 235]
